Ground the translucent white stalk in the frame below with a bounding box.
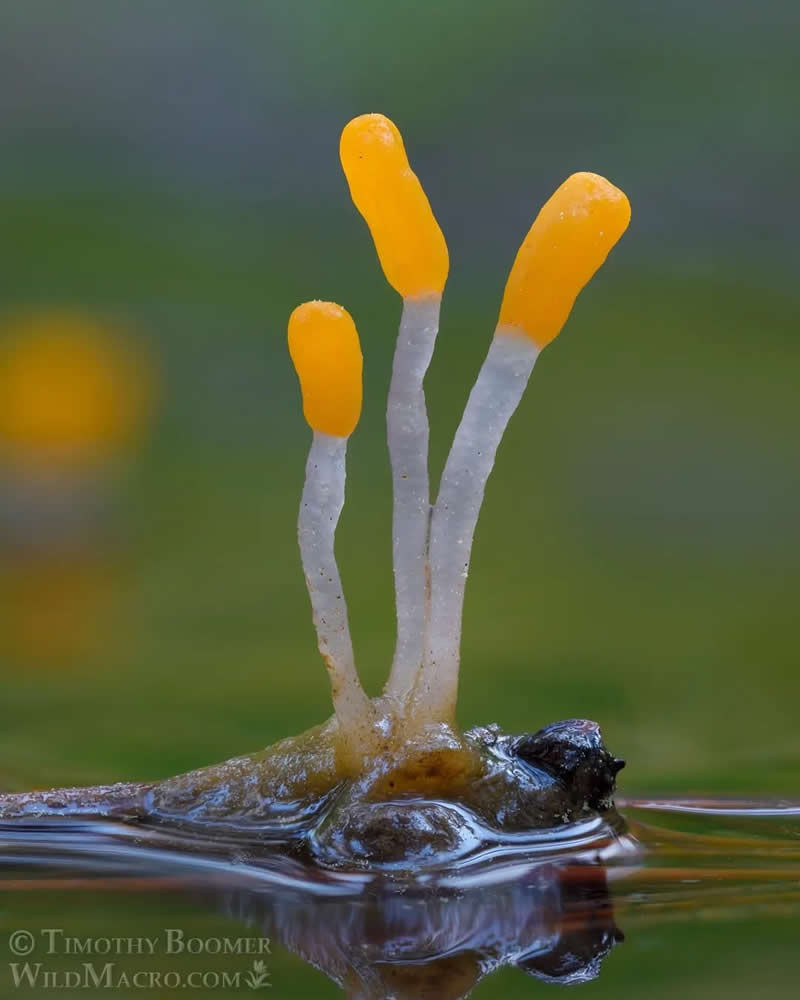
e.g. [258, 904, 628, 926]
[384, 295, 442, 702]
[413, 329, 540, 723]
[298, 431, 372, 738]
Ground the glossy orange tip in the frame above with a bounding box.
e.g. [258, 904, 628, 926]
[340, 113, 449, 299]
[498, 172, 631, 348]
[288, 301, 362, 438]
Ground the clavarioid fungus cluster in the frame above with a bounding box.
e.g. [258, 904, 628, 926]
[288, 113, 629, 757]
[0, 114, 630, 868]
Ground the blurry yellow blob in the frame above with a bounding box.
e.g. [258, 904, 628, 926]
[499, 172, 631, 348]
[288, 301, 362, 438]
[340, 114, 449, 299]
[0, 310, 154, 461]
[0, 309, 156, 665]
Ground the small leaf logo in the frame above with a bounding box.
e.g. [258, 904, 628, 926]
[244, 959, 271, 989]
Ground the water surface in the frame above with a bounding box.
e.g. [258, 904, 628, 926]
[2, 797, 799, 997]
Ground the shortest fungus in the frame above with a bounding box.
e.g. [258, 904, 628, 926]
[288, 301, 373, 752]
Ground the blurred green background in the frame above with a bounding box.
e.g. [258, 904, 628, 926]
[0, 0, 798, 996]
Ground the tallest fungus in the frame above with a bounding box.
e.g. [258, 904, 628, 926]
[340, 114, 449, 702]
[290, 114, 630, 746]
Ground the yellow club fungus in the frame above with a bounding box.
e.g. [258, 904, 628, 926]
[340, 114, 449, 699]
[498, 172, 631, 348]
[340, 113, 448, 299]
[288, 301, 373, 756]
[294, 116, 630, 739]
[288, 300, 362, 438]
[413, 172, 630, 725]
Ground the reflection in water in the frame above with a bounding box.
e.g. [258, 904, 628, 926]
[217, 861, 622, 996]
[1, 801, 799, 997]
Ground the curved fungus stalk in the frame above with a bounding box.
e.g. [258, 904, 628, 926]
[287, 301, 377, 762]
[413, 171, 631, 725]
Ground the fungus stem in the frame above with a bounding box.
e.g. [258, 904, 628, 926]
[288, 300, 374, 752]
[410, 171, 631, 725]
[412, 330, 539, 723]
[384, 294, 441, 703]
[339, 113, 449, 712]
[298, 431, 372, 738]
